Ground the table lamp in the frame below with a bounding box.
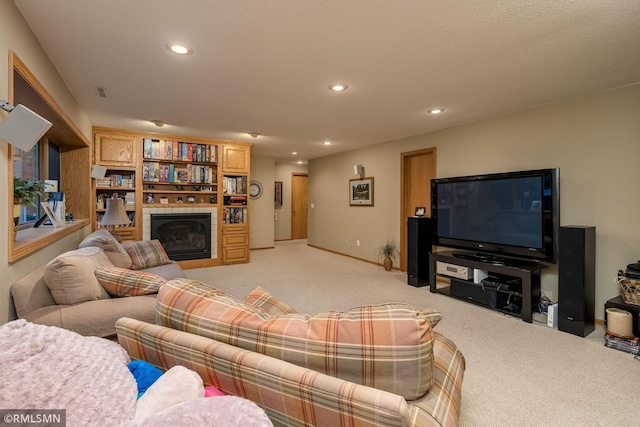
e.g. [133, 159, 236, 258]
[101, 197, 131, 242]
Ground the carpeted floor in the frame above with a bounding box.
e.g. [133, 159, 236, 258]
[187, 240, 640, 427]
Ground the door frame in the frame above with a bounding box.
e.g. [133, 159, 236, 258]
[400, 148, 436, 271]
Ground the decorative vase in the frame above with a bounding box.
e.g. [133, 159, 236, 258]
[383, 255, 393, 271]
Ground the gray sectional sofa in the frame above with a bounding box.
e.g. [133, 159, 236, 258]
[10, 230, 186, 338]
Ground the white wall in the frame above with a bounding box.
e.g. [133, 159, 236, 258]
[0, 1, 93, 324]
[250, 158, 309, 243]
[309, 83, 640, 319]
[249, 154, 275, 249]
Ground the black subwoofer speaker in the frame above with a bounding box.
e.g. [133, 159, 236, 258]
[558, 226, 596, 337]
[407, 216, 432, 287]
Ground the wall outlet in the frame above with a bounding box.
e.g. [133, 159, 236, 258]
[356, 240, 360, 246]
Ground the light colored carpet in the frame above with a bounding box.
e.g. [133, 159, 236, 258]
[187, 240, 640, 427]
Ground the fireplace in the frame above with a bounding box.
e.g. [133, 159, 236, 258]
[150, 213, 212, 261]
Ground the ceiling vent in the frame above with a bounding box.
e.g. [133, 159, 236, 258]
[95, 86, 107, 98]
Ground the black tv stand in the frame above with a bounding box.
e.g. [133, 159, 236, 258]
[430, 251, 546, 323]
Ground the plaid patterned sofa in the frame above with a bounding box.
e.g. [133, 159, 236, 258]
[116, 280, 465, 427]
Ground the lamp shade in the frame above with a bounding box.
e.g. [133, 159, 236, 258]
[101, 198, 131, 226]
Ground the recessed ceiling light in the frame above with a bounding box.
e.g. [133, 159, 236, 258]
[292, 152, 298, 155]
[166, 43, 193, 55]
[323, 141, 332, 145]
[329, 84, 348, 92]
[297, 161, 304, 164]
[427, 108, 445, 114]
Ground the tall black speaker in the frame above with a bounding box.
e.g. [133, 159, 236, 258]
[558, 226, 596, 337]
[407, 217, 432, 287]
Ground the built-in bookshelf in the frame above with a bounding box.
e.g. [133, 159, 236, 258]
[92, 127, 251, 264]
[94, 167, 138, 239]
[222, 175, 248, 224]
[142, 138, 219, 207]
[220, 156, 250, 262]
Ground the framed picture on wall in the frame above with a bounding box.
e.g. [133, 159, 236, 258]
[349, 177, 374, 206]
[274, 181, 283, 208]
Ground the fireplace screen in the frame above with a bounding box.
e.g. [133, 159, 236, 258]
[150, 213, 212, 261]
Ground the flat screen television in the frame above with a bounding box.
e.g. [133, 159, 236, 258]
[431, 168, 559, 264]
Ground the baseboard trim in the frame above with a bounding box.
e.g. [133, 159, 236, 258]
[307, 243, 399, 271]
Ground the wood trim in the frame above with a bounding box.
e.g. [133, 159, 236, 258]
[399, 147, 436, 271]
[7, 51, 91, 262]
[93, 126, 253, 148]
[9, 219, 89, 263]
[11, 52, 90, 148]
[7, 51, 15, 260]
[307, 243, 399, 271]
[177, 258, 221, 269]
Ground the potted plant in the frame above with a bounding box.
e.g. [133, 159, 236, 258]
[13, 177, 44, 238]
[378, 241, 399, 271]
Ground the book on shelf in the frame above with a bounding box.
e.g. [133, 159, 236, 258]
[223, 207, 248, 224]
[143, 138, 153, 159]
[96, 178, 111, 188]
[224, 195, 247, 206]
[172, 141, 179, 161]
[144, 139, 218, 164]
[125, 192, 135, 208]
[223, 176, 247, 194]
[151, 163, 159, 182]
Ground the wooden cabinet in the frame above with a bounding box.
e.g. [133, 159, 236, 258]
[222, 144, 250, 174]
[222, 223, 250, 263]
[92, 127, 251, 266]
[94, 132, 137, 166]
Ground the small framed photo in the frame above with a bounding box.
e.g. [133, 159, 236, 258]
[349, 177, 374, 206]
[415, 206, 426, 217]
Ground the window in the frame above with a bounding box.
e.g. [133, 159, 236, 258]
[8, 51, 91, 263]
[12, 139, 61, 226]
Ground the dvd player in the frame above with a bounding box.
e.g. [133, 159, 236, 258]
[436, 261, 472, 280]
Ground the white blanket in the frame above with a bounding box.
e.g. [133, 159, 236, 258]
[0, 319, 137, 426]
[0, 320, 273, 427]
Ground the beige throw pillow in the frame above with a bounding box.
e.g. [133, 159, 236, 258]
[44, 247, 114, 305]
[78, 229, 132, 269]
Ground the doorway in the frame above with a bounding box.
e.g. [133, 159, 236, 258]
[291, 173, 308, 239]
[400, 148, 436, 271]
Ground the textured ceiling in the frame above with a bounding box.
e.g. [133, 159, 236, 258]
[13, 0, 640, 163]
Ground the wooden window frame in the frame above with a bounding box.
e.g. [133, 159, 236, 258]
[7, 51, 91, 262]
